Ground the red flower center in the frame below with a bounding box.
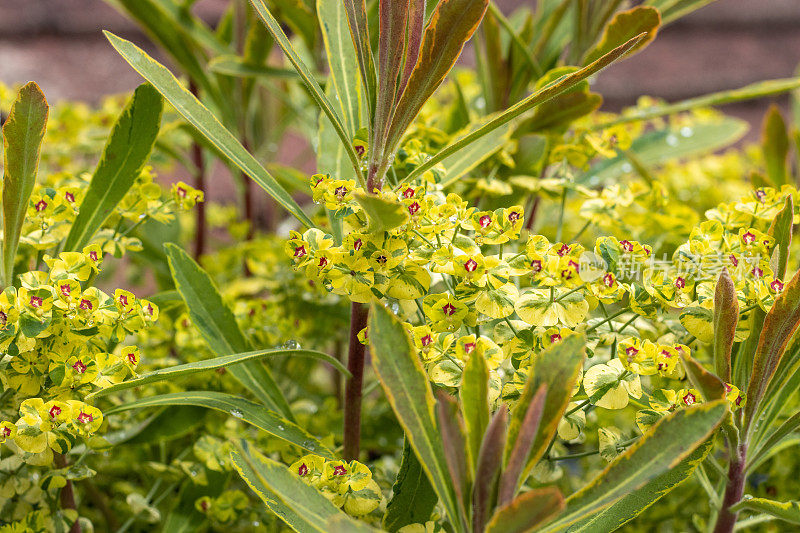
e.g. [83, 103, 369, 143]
[1, 426, 10, 437]
[353, 239, 363, 251]
[119, 294, 128, 306]
[77, 412, 93, 424]
[89, 251, 99, 262]
[177, 187, 187, 198]
[35, 200, 48, 212]
[742, 232, 755, 245]
[0, 311, 7, 325]
[30, 296, 42, 308]
[508, 211, 520, 223]
[620, 240, 634, 252]
[376, 255, 387, 265]
[421, 334, 433, 347]
[60, 284, 71, 297]
[550, 333, 562, 343]
[674, 277, 686, 289]
[683, 393, 696, 406]
[755, 189, 766, 202]
[479, 215, 491, 228]
[298, 463, 308, 476]
[318, 257, 329, 268]
[771, 279, 784, 292]
[626, 346, 639, 359]
[464, 259, 478, 272]
[530, 259, 543, 273]
[557, 244, 570, 257]
[79, 299, 93, 310]
[65, 192, 75, 203]
[49, 406, 61, 418]
[464, 342, 476, 354]
[334, 186, 348, 198]
[333, 465, 347, 476]
[145, 304, 154, 316]
[294, 245, 306, 258]
[73, 360, 87, 373]
[729, 254, 738, 267]
[752, 267, 763, 278]
[127, 352, 137, 364]
[403, 188, 415, 199]
[442, 303, 456, 316]
[603, 273, 614, 287]
[408, 202, 420, 215]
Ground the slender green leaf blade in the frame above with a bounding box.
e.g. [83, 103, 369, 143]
[768, 195, 793, 280]
[368, 302, 463, 533]
[713, 268, 738, 382]
[248, 0, 364, 184]
[383, 439, 438, 532]
[567, 440, 714, 532]
[64, 83, 163, 251]
[505, 334, 585, 479]
[460, 349, 490, 474]
[401, 33, 647, 185]
[164, 243, 293, 419]
[207, 55, 299, 79]
[439, 121, 514, 188]
[104, 31, 314, 227]
[730, 497, 800, 525]
[540, 400, 727, 532]
[87, 347, 349, 400]
[762, 105, 790, 186]
[1, 82, 48, 286]
[107, 392, 332, 457]
[472, 407, 508, 533]
[745, 266, 800, 427]
[343, 0, 377, 122]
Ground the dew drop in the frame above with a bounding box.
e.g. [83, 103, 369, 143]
[665, 133, 679, 146]
[283, 339, 301, 350]
[230, 408, 243, 418]
[680, 126, 693, 138]
[621, 163, 633, 173]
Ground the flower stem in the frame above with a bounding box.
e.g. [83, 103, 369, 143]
[713, 442, 748, 533]
[188, 80, 206, 259]
[343, 302, 369, 461]
[55, 453, 81, 533]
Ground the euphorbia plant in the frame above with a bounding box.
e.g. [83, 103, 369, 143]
[85, 0, 800, 531]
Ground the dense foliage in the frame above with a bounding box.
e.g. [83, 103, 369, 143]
[2, 0, 800, 532]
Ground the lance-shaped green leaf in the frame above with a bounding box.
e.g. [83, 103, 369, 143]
[318, 0, 365, 141]
[343, 0, 377, 123]
[382, 439, 438, 532]
[87, 347, 349, 400]
[567, 439, 713, 532]
[64, 83, 163, 251]
[248, 0, 364, 185]
[583, 6, 660, 65]
[539, 400, 727, 532]
[104, 32, 314, 227]
[435, 391, 469, 524]
[713, 268, 738, 382]
[230, 440, 373, 531]
[400, 33, 646, 186]
[368, 302, 463, 533]
[353, 190, 409, 233]
[498, 384, 547, 507]
[763, 105, 790, 186]
[207, 55, 299, 79]
[1, 82, 48, 286]
[749, 410, 800, 470]
[106, 392, 332, 458]
[680, 351, 726, 403]
[439, 120, 515, 188]
[164, 243, 293, 420]
[594, 76, 800, 129]
[472, 406, 508, 533]
[486, 487, 565, 533]
[461, 349, 490, 474]
[582, 118, 748, 184]
[745, 267, 800, 428]
[768, 195, 793, 280]
[385, 0, 490, 157]
[730, 497, 800, 525]
[505, 334, 585, 480]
